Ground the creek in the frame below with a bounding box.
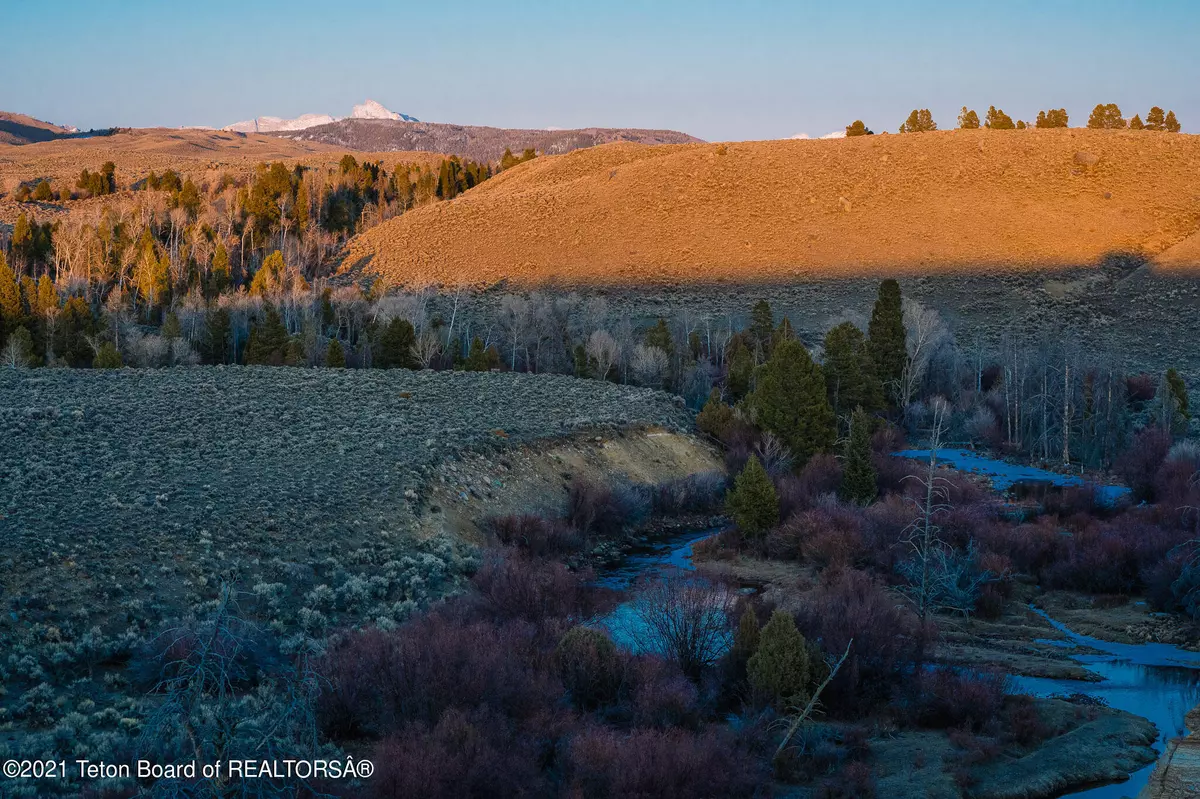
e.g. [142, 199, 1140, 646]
[596, 449, 1192, 798]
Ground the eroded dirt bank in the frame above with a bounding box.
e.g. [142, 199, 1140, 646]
[1139, 705, 1200, 799]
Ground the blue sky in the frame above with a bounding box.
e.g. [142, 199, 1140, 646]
[2, 0, 1196, 140]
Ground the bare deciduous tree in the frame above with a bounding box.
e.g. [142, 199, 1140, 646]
[625, 570, 735, 680]
[413, 330, 442, 369]
[586, 329, 620, 381]
[630, 343, 669, 387]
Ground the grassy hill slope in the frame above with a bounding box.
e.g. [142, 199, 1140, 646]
[343, 128, 1200, 287]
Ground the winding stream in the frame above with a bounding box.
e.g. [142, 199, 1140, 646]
[1011, 609, 1200, 799]
[597, 515, 1200, 799]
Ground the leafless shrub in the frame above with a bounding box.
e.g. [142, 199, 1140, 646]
[624, 570, 735, 679]
[631, 344, 669, 387]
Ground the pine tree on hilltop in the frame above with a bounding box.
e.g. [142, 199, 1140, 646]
[868, 279, 908, 404]
[1087, 103, 1126, 129]
[1165, 111, 1181, 133]
[957, 107, 981, 130]
[749, 338, 837, 467]
[845, 120, 874, 137]
[1036, 108, 1070, 128]
[839, 408, 878, 505]
[1129, 114, 1145, 130]
[823, 322, 884, 422]
[726, 455, 779, 537]
[900, 109, 937, 133]
[1145, 106, 1166, 131]
[985, 106, 1015, 130]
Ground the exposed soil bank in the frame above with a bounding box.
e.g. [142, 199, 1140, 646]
[1139, 704, 1200, 799]
[415, 425, 724, 546]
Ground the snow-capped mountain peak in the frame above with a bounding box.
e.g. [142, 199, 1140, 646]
[351, 99, 418, 122]
[222, 100, 417, 133]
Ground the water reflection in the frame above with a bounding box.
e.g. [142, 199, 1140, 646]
[1010, 608, 1200, 798]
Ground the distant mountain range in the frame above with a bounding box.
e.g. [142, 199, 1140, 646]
[2, 99, 703, 162]
[222, 99, 419, 133]
[274, 118, 704, 162]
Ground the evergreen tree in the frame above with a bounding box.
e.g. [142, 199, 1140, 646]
[204, 308, 231, 364]
[133, 232, 168, 307]
[161, 311, 181, 341]
[726, 455, 779, 537]
[822, 322, 884, 421]
[645, 318, 673, 355]
[53, 297, 95, 367]
[696, 388, 734, 439]
[1166, 368, 1190, 421]
[900, 109, 937, 133]
[957, 107, 981, 129]
[726, 340, 755, 400]
[20, 276, 37, 316]
[572, 343, 589, 377]
[250, 250, 287, 296]
[1129, 114, 1145, 130]
[465, 336, 490, 371]
[284, 336, 305, 366]
[1145, 106, 1166, 131]
[0, 249, 21, 324]
[376, 318, 417, 369]
[1016, 120, 1027, 129]
[326, 337, 346, 368]
[210, 243, 230, 296]
[749, 300, 774, 359]
[1044, 108, 1069, 127]
[845, 120, 874, 137]
[11, 213, 33, 264]
[176, 179, 202, 218]
[840, 408, 878, 505]
[747, 611, 814, 710]
[732, 608, 760, 665]
[33, 180, 53, 202]
[1087, 103, 1126, 129]
[93, 342, 123, 369]
[984, 106, 1015, 130]
[35, 275, 57, 316]
[749, 338, 837, 465]
[1165, 111, 1181, 133]
[868, 279, 908, 403]
[245, 307, 289, 365]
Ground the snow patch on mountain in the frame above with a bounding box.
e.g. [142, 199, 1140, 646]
[351, 99, 418, 122]
[222, 100, 416, 133]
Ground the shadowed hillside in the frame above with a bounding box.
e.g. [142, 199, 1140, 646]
[0, 111, 77, 145]
[343, 128, 1200, 287]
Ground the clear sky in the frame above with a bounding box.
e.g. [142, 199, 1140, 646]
[2, 0, 1196, 140]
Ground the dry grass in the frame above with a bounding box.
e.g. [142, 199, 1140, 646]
[342, 128, 1200, 287]
[0, 127, 446, 198]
